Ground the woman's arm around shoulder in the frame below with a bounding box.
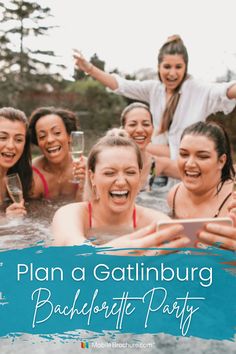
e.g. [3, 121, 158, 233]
[51, 202, 87, 246]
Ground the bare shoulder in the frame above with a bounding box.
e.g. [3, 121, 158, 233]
[54, 201, 87, 219]
[167, 182, 181, 208]
[136, 204, 170, 228]
[218, 180, 234, 216]
[31, 173, 43, 198]
[52, 202, 88, 246]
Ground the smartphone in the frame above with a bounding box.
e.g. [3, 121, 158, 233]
[157, 217, 233, 247]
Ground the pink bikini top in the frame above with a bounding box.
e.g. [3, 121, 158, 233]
[32, 166, 50, 199]
[33, 166, 79, 200]
[88, 202, 137, 229]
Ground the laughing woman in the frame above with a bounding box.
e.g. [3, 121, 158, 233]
[0, 107, 32, 216]
[120, 102, 154, 191]
[120, 102, 178, 193]
[168, 121, 236, 250]
[29, 107, 86, 201]
[52, 131, 190, 253]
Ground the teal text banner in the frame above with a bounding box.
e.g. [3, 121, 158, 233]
[0, 245, 235, 340]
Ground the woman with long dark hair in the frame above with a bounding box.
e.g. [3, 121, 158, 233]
[0, 107, 32, 216]
[168, 121, 236, 250]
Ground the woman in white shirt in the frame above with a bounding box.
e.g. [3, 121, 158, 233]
[74, 35, 236, 184]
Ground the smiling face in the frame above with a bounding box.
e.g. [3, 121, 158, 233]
[178, 134, 226, 193]
[158, 54, 186, 93]
[123, 107, 153, 150]
[35, 114, 71, 164]
[0, 117, 26, 171]
[90, 146, 141, 213]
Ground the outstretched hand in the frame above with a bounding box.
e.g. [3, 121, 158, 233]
[100, 222, 190, 255]
[73, 49, 93, 74]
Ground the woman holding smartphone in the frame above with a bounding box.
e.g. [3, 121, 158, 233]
[0, 107, 32, 216]
[168, 121, 236, 250]
[52, 130, 189, 253]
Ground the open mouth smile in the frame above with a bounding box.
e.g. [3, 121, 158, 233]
[133, 136, 147, 145]
[109, 190, 129, 198]
[46, 146, 62, 154]
[1, 152, 16, 161]
[185, 170, 201, 178]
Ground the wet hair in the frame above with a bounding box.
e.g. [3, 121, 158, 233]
[180, 121, 235, 184]
[29, 107, 78, 146]
[120, 102, 153, 127]
[86, 129, 143, 199]
[0, 107, 32, 199]
[158, 35, 189, 133]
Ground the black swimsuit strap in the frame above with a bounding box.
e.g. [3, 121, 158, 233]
[173, 185, 231, 219]
[172, 184, 181, 218]
[213, 192, 232, 218]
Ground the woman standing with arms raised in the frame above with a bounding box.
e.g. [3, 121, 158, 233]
[74, 35, 236, 182]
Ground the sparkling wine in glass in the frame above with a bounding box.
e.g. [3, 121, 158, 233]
[70, 131, 84, 183]
[5, 173, 23, 203]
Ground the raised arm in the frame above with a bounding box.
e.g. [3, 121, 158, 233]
[74, 50, 118, 90]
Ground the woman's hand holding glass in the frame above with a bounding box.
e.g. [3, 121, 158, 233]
[5, 173, 26, 217]
[72, 156, 86, 189]
[5, 201, 26, 217]
[70, 131, 84, 184]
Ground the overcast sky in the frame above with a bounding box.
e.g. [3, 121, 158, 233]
[36, 0, 236, 81]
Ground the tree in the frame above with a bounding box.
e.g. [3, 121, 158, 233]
[66, 79, 126, 131]
[0, 0, 64, 106]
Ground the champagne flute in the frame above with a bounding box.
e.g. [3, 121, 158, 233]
[5, 173, 23, 203]
[70, 131, 84, 183]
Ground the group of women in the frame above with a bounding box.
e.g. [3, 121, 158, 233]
[1, 34, 236, 252]
[74, 35, 236, 185]
[0, 106, 86, 216]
